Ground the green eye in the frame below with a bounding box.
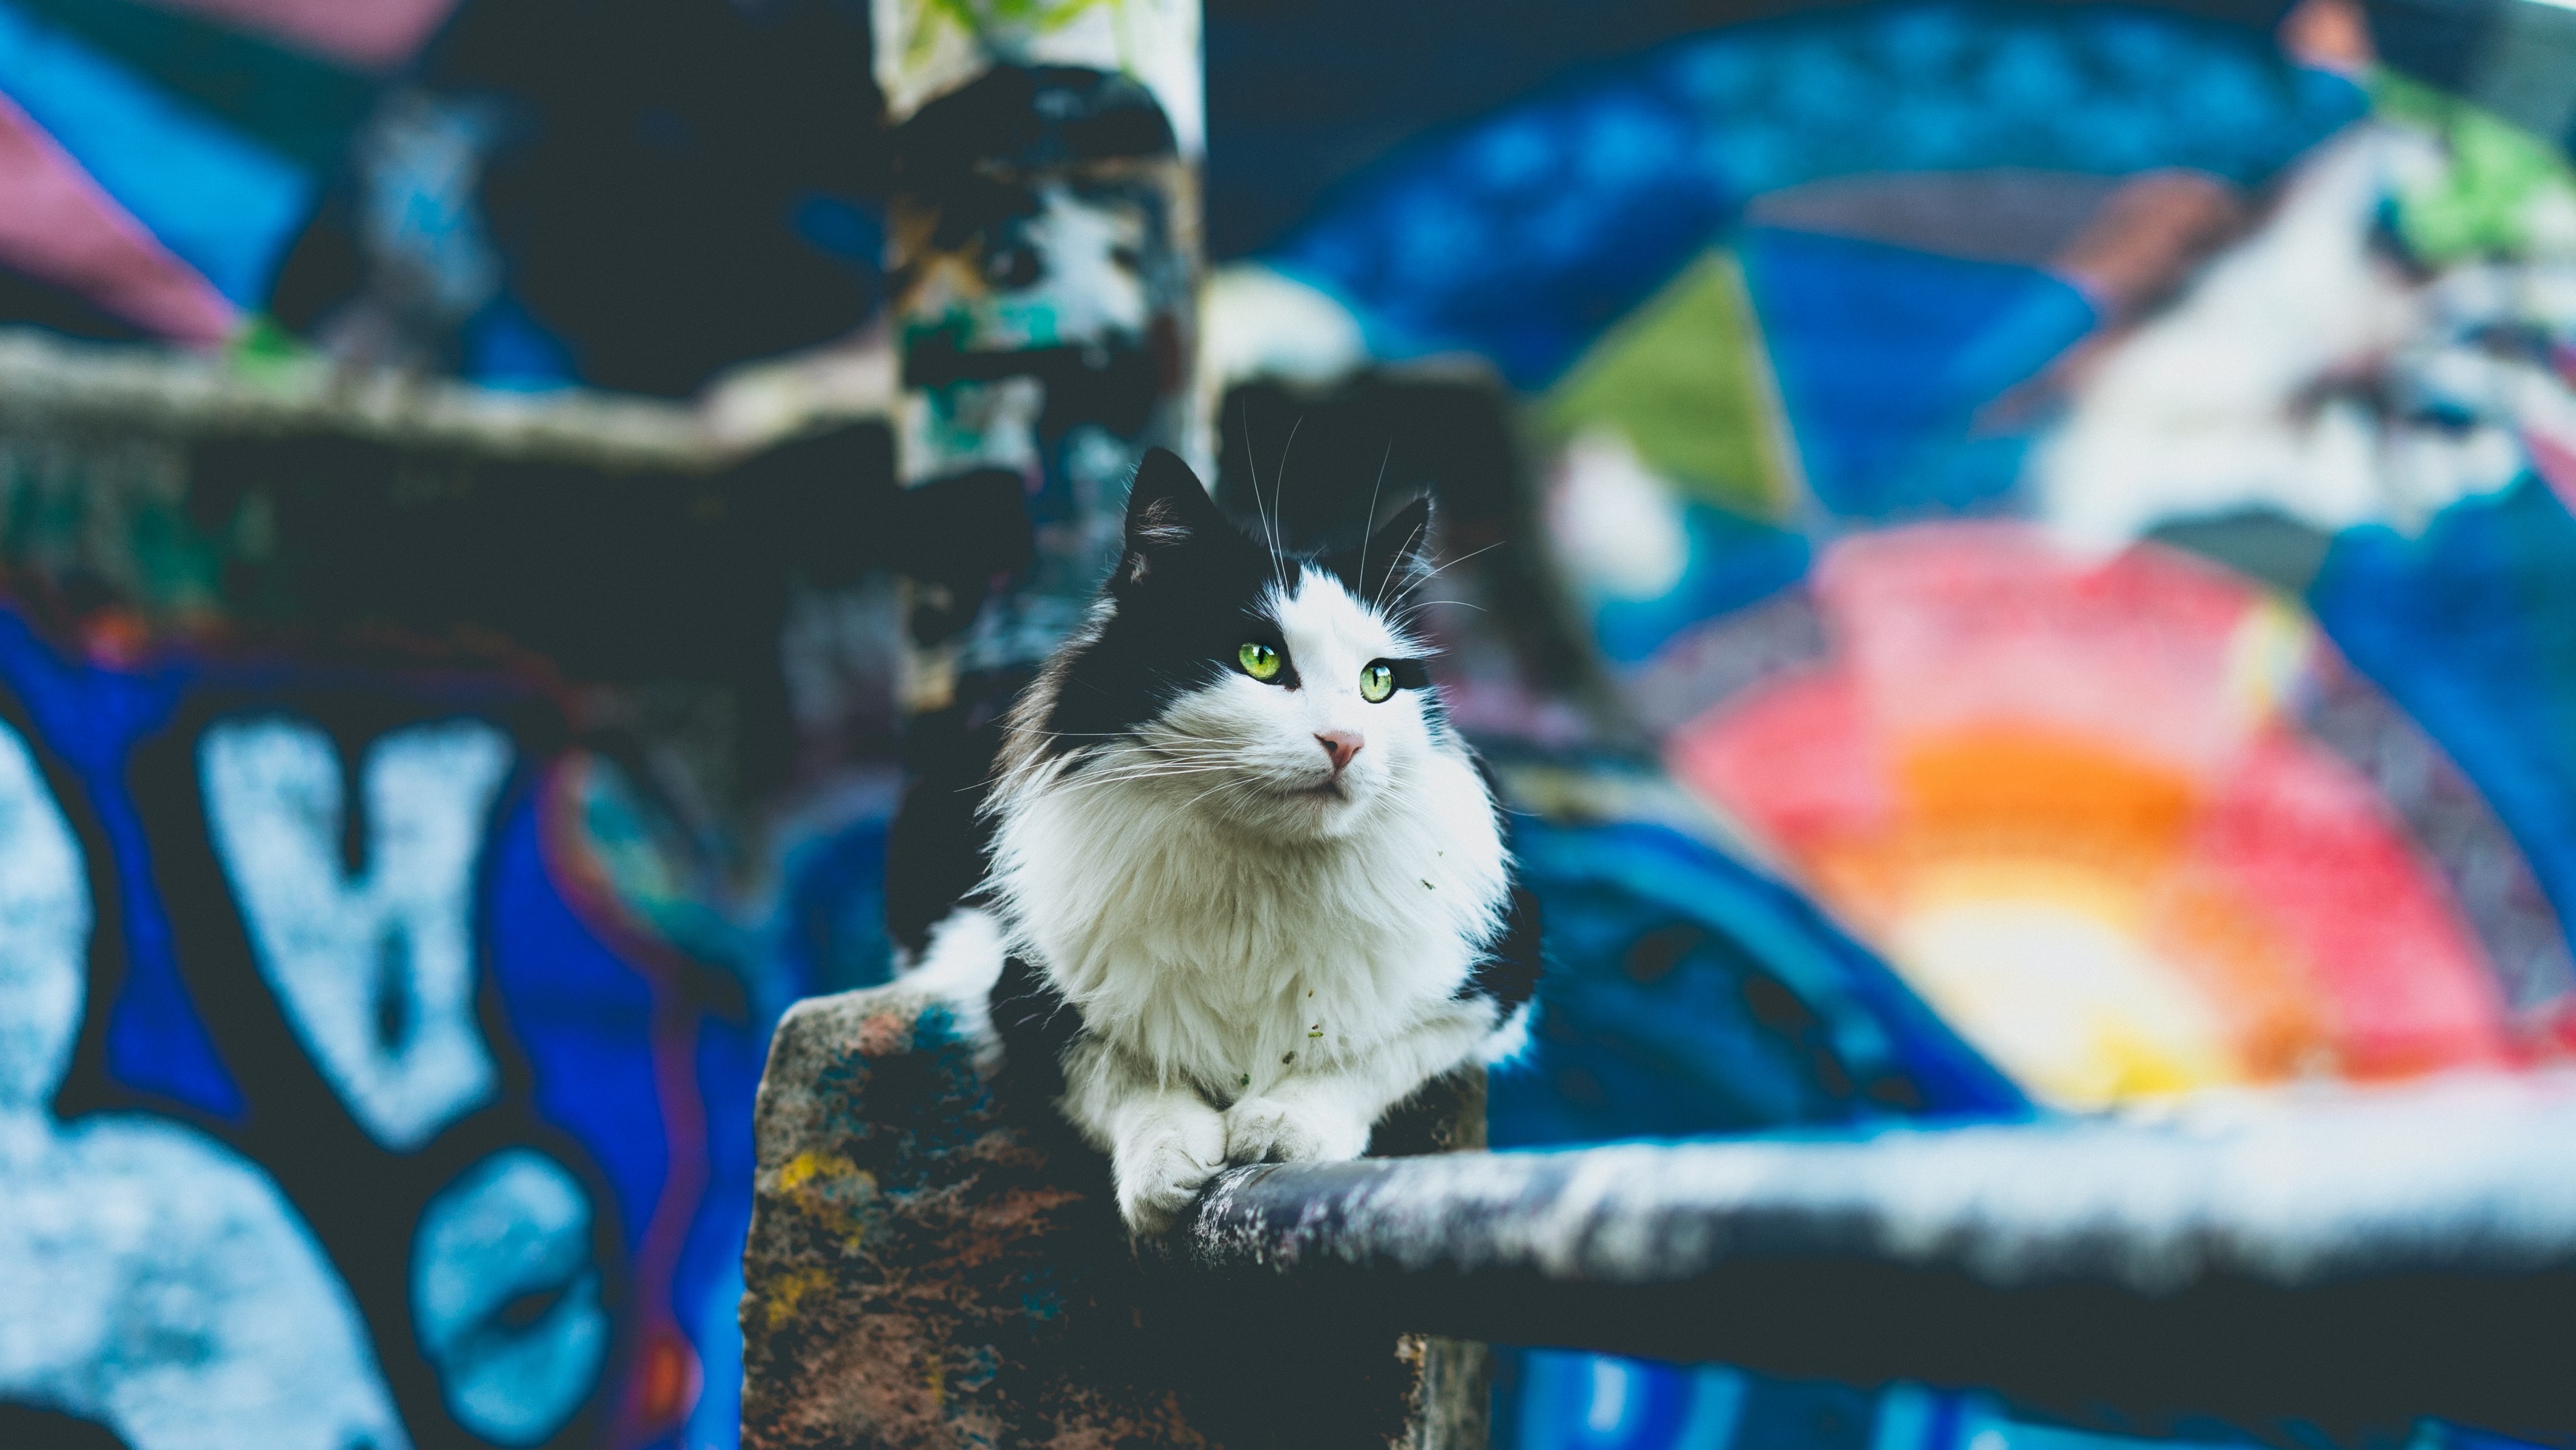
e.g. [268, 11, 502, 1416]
[1359, 662, 1396, 703]
[1238, 642, 1283, 681]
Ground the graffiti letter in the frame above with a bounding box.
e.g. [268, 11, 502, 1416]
[413, 1148, 609, 1445]
[0, 720, 86, 1117]
[1, 717, 411, 1450]
[201, 717, 511, 1150]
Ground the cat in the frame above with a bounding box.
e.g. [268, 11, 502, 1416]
[912, 446, 1539, 1235]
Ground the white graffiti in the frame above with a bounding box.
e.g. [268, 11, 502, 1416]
[201, 718, 513, 1151]
[2036, 124, 2576, 548]
[413, 1149, 608, 1445]
[0, 719, 411, 1450]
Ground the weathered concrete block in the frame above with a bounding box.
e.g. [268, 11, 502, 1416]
[739, 978, 1489, 1449]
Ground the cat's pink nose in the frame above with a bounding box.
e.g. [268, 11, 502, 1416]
[1316, 731, 1364, 774]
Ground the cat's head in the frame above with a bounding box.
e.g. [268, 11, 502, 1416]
[1000, 447, 1452, 840]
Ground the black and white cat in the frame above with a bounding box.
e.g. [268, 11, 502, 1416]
[912, 446, 1538, 1235]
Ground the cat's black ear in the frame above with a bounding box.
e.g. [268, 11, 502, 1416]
[1120, 448, 1228, 579]
[1352, 496, 1435, 604]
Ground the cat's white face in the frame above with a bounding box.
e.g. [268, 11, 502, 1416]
[1136, 566, 1439, 839]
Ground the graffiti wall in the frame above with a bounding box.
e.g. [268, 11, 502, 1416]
[3, 0, 2576, 1447]
[1208, 0, 2576, 1445]
[0, 608, 798, 1450]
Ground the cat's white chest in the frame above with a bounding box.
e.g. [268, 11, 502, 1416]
[991, 748, 1509, 1092]
[1104, 887, 1471, 1094]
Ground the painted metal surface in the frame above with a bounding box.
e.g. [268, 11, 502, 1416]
[1179, 1074, 2576, 1443]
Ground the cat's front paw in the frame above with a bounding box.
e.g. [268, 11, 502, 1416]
[1224, 1095, 1370, 1164]
[1113, 1104, 1226, 1237]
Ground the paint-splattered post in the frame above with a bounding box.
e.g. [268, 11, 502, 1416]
[736, 982, 1491, 1447]
[871, 0, 1207, 953]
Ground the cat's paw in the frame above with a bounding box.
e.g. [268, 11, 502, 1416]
[1113, 1104, 1226, 1237]
[1224, 1095, 1370, 1165]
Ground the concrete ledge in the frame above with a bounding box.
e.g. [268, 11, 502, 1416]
[738, 980, 1489, 1449]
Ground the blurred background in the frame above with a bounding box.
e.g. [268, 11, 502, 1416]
[1, 0, 2573, 1446]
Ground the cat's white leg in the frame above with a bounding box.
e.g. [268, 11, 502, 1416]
[1224, 1004, 1495, 1164]
[1224, 1082, 1373, 1164]
[1061, 1038, 1226, 1235]
[1109, 1091, 1228, 1234]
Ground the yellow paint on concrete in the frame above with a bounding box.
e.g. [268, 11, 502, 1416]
[779, 1150, 856, 1194]
[763, 1265, 834, 1330]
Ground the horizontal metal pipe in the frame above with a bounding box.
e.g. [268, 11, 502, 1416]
[1175, 1073, 2576, 1445]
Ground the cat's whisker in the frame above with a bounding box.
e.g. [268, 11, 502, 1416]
[1389, 599, 1484, 625]
[1358, 438, 1393, 588]
[1175, 777, 1250, 814]
[1409, 540, 1505, 589]
[1372, 516, 1433, 611]
[1240, 399, 1289, 599]
[1063, 772, 1231, 791]
[1055, 765, 1238, 794]
[1061, 761, 1234, 783]
[1124, 749, 1247, 770]
[1274, 415, 1303, 576]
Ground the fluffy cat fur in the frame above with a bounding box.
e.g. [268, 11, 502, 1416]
[915, 446, 1538, 1235]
